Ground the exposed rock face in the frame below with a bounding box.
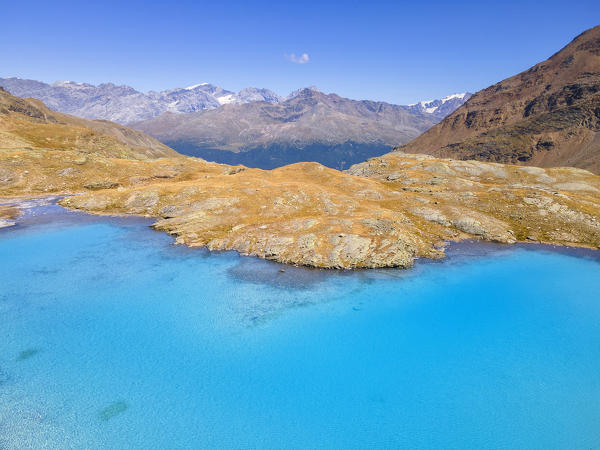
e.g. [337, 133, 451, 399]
[397, 25, 600, 174]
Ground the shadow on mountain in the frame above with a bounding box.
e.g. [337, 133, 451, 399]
[167, 141, 393, 170]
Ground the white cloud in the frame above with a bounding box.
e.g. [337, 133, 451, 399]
[285, 53, 310, 64]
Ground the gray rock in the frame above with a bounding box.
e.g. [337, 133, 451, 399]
[58, 167, 79, 177]
[554, 182, 599, 193]
[124, 191, 159, 210]
[409, 207, 451, 226]
[0, 219, 16, 228]
[0, 168, 16, 184]
[84, 181, 120, 190]
[329, 234, 373, 267]
[452, 217, 487, 236]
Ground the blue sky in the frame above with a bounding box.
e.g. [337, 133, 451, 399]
[2, 0, 598, 104]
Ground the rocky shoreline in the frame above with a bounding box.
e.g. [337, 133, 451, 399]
[3, 197, 599, 276]
[3, 152, 598, 269]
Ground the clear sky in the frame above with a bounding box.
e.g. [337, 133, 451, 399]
[2, 0, 598, 104]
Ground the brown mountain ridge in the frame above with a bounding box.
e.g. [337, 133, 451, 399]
[396, 25, 600, 173]
[0, 86, 177, 160]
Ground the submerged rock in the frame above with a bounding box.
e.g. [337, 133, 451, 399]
[98, 401, 128, 421]
[0, 367, 10, 385]
[16, 348, 40, 361]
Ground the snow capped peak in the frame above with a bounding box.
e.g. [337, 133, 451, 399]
[51, 80, 90, 89]
[185, 83, 209, 90]
[441, 92, 467, 102]
[2, 76, 469, 125]
[408, 92, 471, 116]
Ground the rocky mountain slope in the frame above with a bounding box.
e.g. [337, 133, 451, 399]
[0, 87, 176, 160]
[0, 79, 283, 124]
[397, 25, 600, 173]
[131, 87, 447, 169]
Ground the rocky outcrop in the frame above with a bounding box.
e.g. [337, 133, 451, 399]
[48, 153, 599, 269]
[2, 145, 599, 267]
[0, 218, 16, 228]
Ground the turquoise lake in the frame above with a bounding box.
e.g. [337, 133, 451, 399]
[1, 204, 599, 449]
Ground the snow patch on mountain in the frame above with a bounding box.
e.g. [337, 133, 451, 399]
[408, 93, 472, 117]
[441, 93, 468, 102]
[216, 94, 236, 105]
[185, 83, 209, 90]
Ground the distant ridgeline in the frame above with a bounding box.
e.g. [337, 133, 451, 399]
[0, 77, 470, 169]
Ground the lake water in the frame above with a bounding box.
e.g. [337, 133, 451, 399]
[1, 204, 599, 449]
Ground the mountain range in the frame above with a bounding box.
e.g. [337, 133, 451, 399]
[0, 79, 283, 125]
[131, 87, 471, 169]
[0, 77, 469, 125]
[0, 78, 470, 169]
[397, 24, 600, 173]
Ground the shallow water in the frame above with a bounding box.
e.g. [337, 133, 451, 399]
[1, 205, 599, 449]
